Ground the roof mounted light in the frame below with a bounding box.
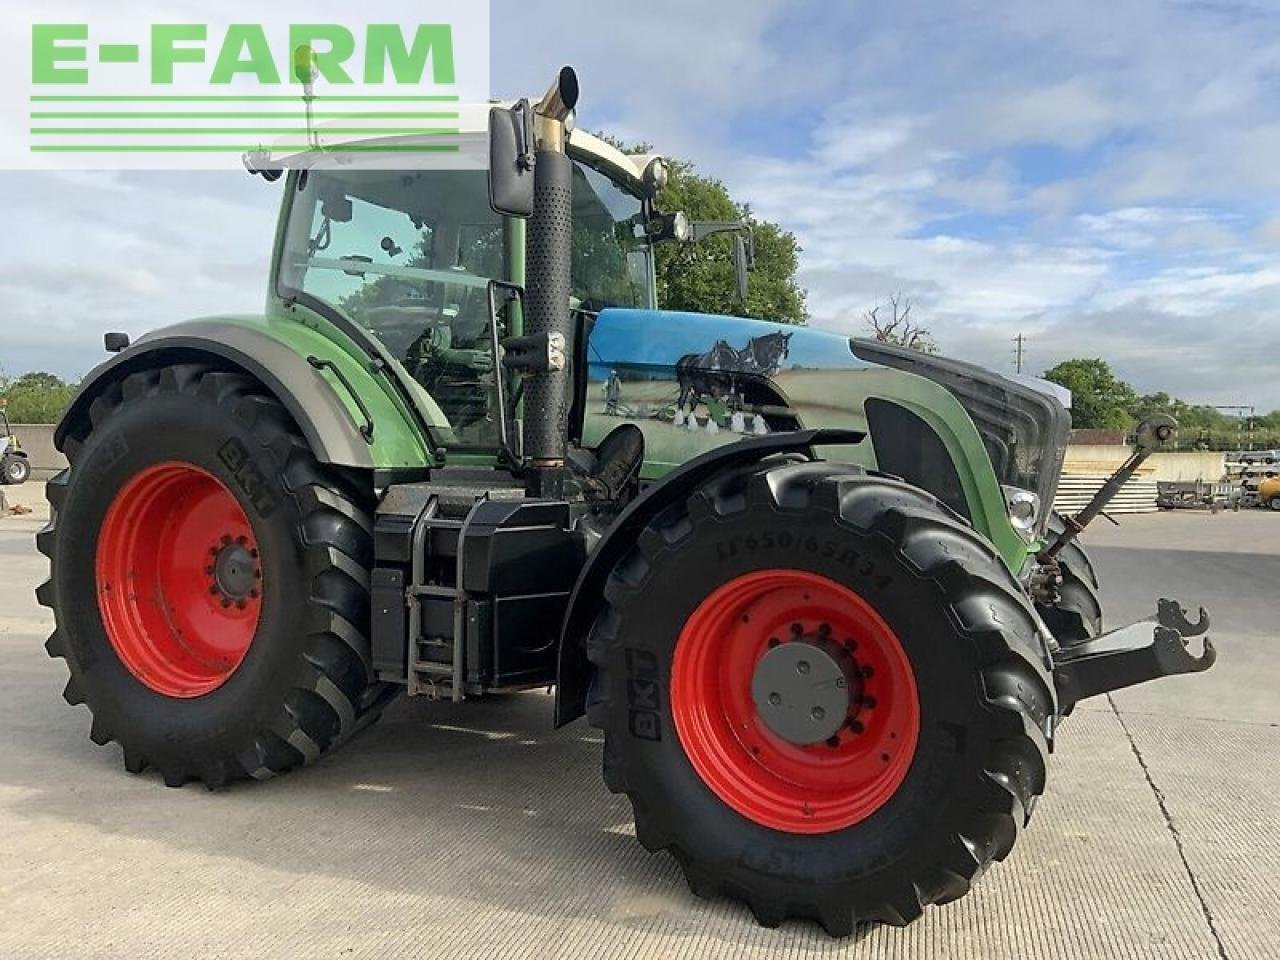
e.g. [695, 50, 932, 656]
[643, 156, 669, 193]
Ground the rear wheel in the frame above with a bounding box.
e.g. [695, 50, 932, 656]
[1270, 497, 1280, 512]
[37, 364, 392, 787]
[2, 454, 29, 485]
[587, 460, 1055, 934]
[1036, 511, 1103, 647]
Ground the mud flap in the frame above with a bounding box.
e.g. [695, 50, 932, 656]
[1052, 598, 1217, 712]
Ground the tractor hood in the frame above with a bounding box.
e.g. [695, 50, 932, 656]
[582, 308, 1069, 563]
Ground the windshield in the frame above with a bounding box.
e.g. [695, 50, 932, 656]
[278, 168, 506, 449]
[571, 160, 653, 310]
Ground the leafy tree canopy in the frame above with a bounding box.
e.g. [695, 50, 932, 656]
[0, 370, 78, 424]
[600, 136, 807, 324]
[1043, 358, 1139, 430]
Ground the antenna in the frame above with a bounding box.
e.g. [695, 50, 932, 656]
[293, 44, 320, 150]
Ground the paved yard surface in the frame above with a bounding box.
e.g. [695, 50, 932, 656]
[2, 484, 1276, 959]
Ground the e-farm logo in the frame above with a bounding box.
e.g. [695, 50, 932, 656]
[9, 3, 490, 170]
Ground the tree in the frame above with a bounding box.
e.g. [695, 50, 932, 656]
[863, 293, 937, 353]
[0, 371, 78, 424]
[600, 136, 807, 324]
[1042, 358, 1138, 430]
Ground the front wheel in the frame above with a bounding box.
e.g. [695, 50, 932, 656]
[2, 454, 29, 485]
[37, 364, 392, 787]
[587, 461, 1055, 935]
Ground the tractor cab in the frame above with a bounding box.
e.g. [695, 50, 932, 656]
[269, 125, 669, 462]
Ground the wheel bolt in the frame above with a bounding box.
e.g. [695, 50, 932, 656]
[768, 692, 781, 706]
[790, 622, 803, 636]
[849, 720, 864, 734]
[826, 735, 840, 748]
[220, 598, 231, 608]
[811, 706, 825, 720]
[768, 637, 780, 648]
[796, 660, 810, 675]
[862, 695, 877, 708]
[818, 622, 831, 636]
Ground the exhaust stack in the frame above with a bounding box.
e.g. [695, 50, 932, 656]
[523, 66, 579, 498]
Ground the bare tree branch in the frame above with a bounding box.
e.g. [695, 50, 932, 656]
[862, 293, 937, 353]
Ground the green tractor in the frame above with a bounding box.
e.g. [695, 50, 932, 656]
[38, 68, 1215, 935]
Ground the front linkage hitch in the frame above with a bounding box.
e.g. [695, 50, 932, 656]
[1039, 413, 1217, 709]
[1052, 598, 1217, 711]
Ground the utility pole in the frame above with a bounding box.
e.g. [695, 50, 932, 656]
[1012, 334, 1026, 374]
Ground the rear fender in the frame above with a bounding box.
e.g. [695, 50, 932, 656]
[56, 320, 435, 473]
[553, 427, 863, 726]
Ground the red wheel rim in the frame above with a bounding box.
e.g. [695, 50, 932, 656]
[95, 462, 263, 698]
[671, 569, 919, 834]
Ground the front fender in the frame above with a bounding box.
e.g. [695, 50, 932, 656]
[553, 427, 863, 727]
[57, 319, 435, 471]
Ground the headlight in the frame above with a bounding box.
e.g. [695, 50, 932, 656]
[1003, 486, 1040, 538]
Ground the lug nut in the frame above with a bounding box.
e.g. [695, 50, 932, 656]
[811, 706, 825, 720]
[768, 692, 781, 706]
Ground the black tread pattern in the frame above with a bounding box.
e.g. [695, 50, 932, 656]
[37, 364, 391, 788]
[587, 461, 1056, 935]
[1037, 511, 1103, 647]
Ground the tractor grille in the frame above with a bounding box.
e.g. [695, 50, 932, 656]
[850, 339, 1071, 534]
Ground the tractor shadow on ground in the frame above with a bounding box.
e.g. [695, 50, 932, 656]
[1, 677, 872, 948]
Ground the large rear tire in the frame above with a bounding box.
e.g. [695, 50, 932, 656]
[1036, 511, 1103, 647]
[587, 460, 1055, 935]
[37, 364, 393, 787]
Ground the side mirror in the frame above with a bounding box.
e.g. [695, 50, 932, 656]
[733, 234, 750, 306]
[489, 100, 535, 218]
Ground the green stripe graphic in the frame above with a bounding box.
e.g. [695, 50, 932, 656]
[31, 127, 461, 136]
[31, 111, 459, 120]
[31, 144, 462, 153]
[30, 95, 461, 103]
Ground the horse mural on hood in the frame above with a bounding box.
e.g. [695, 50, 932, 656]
[675, 331, 793, 412]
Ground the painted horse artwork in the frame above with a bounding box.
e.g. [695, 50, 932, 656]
[674, 331, 793, 413]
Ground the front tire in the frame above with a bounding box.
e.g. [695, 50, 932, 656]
[2, 454, 29, 485]
[587, 460, 1055, 935]
[37, 364, 392, 787]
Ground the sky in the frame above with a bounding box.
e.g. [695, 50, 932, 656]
[3, 0, 1279, 410]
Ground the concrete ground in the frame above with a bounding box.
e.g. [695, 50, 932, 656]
[1, 483, 1276, 959]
